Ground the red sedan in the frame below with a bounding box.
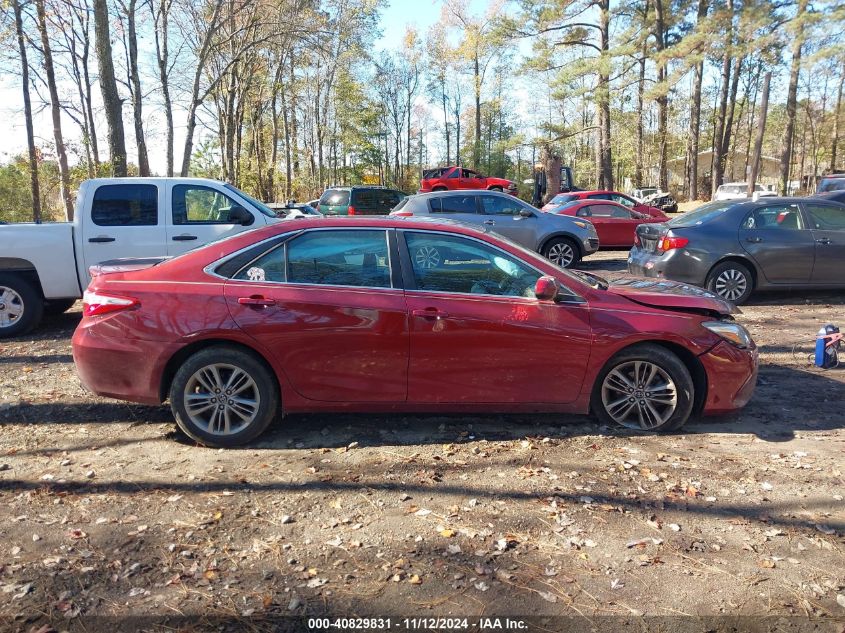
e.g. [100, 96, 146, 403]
[542, 190, 665, 218]
[545, 199, 668, 248]
[73, 217, 757, 447]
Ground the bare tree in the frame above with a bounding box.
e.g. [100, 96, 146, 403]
[93, 0, 127, 176]
[778, 0, 809, 194]
[13, 0, 41, 221]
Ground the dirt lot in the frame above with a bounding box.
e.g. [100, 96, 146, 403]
[1, 251, 844, 632]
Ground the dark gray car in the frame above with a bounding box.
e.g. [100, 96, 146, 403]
[627, 197, 845, 304]
[392, 190, 599, 268]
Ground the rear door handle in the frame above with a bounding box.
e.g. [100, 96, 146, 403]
[172, 234, 198, 241]
[745, 237, 763, 243]
[238, 296, 276, 307]
[816, 238, 832, 245]
[412, 308, 449, 319]
[88, 236, 115, 243]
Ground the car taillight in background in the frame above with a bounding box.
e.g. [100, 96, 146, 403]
[390, 210, 414, 217]
[347, 205, 356, 215]
[82, 290, 139, 317]
[657, 236, 689, 252]
[634, 234, 641, 246]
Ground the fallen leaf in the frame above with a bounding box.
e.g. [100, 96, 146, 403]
[408, 574, 422, 585]
[439, 529, 456, 538]
[538, 590, 557, 603]
[759, 559, 776, 569]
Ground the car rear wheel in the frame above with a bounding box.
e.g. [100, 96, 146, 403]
[706, 261, 753, 305]
[0, 273, 42, 338]
[592, 344, 694, 432]
[170, 346, 279, 448]
[489, 186, 503, 192]
[543, 237, 580, 268]
[432, 186, 447, 192]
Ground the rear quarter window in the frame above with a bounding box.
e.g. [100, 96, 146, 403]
[91, 184, 158, 226]
[319, 190, 350, 206]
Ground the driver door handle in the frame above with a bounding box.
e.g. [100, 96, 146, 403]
[745, 237, 763, 243]
[816, 238, 832, 245]
[172, 234, 198, 241]
[238, 296, 276, 307]
[412, 308, 449, 319]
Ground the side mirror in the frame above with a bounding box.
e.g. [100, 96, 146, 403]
[228, 205, 255, 226]
[534, 275, 560, 301]
[519, 208, 533, 218]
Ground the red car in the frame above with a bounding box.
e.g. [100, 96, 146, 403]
[547, 199, 668, 248]
[73, 217, 757, 447]
[420, 166, 517, 195]
[543, 190, 665, 218]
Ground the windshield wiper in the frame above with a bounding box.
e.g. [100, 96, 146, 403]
[572, 270, 609, 290]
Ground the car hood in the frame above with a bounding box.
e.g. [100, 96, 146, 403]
[607, 277, 738, 316]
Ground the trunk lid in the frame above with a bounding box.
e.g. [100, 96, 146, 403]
[635, 222, 666, 253]
[89, 257, 169, 278]
[608, 277, 738, 316]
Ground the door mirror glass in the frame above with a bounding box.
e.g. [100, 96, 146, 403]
[534, 276, 560, 301]
[228, 205, 255, 226]
[519, 208, 533, 218]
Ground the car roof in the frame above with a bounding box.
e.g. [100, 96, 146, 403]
[409, 189, 514, 199]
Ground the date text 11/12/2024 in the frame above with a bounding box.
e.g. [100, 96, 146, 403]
[307, 617, 529, 630]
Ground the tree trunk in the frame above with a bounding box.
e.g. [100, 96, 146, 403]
[831, 66, 843, 172]
[127, 0, 149, 175]
[153, 0, 174, 176]
[720, 55, 743, 179]
[14, 0, 41, 222]
[473, 53, 481, 168]
[686, 18, 705, 201]
[778, 0, 809, 194]
[541, 144, 561, 204]
[711, 0, 733, 195]
[747, 72, 770, 197]
[652, 0, 667, 191]
[35, 0, 74, 219]
[635, 50, 646, 188]
[93, 0, 127, 176]
[442, 81, 450, 164]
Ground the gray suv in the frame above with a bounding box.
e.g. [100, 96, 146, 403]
[391, 190, 599, 268]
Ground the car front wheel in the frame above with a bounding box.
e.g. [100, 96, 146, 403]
[170, 346, 279, 447]
[592, 344, 694, 432]
[706, 261, 753, 305]
[543, 237, 580, 268]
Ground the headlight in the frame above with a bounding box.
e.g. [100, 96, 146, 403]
[702, 321, 753, 348]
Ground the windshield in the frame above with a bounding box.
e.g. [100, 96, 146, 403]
[818, 177, 845, 193]
[668, 200, 736, 227]
[223, 184, 277, 218]
[549, 194, 577, 205]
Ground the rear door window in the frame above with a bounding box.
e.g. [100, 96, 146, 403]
[286, 229, 391, 288]
[479, 195, 523, 216]
[91, 184, 158, 226]
[430, 195, 478, 214]
[742, 204, 804, 230]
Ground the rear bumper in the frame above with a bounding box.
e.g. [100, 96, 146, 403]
[72, 326, 167, 405]
[626, 247, 706, 286]
[699, 341, 759, 414]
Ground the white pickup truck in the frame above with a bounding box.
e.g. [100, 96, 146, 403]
[0, 177, 283, 337]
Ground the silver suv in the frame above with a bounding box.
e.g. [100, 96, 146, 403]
[391, 190, 599, 268]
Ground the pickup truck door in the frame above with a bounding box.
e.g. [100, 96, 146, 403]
[82, 182, 168, 274]
[166, 183, 259, 256]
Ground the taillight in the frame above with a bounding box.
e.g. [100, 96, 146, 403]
[347, 205, 356, 215]
[634, 234, 641, 246]
[82, 290, 139, 317]
[657, 236, 689, 252]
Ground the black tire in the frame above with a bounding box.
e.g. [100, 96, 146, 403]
[0, 273, 43, 338]
[43, 298, 77, 316]
[592, 344, 694, 432]
[706, 260, 753, 305]
[542, 237, 580, 268]
[489, 186, 503, 192]
[169, 346, 280, 448]
[432, 186, 447, 192]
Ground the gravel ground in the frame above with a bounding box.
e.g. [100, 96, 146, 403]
[1, 251, 844, 632]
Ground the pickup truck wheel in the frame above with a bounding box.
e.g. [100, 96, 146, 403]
[432, 186, 447, 192]
[489, 186, 503, 192]
[43, 299, 76, 316]
[0, 273, 42, 338]
[170, 346, 280, 448]
[543, 237, 580, 268]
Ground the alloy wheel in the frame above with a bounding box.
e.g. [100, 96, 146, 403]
[183, 363, 260, 436]
[0, 286, 24, 329]
[548, 242, 574, 267]
[601, 360, 678, 430]
[414, 246, 441, 269]
[714, 268, 747, 302]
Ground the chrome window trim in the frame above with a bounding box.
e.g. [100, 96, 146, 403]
[400, 228, 586, 303]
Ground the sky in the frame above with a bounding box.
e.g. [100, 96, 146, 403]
[0, 0, 488, 175]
